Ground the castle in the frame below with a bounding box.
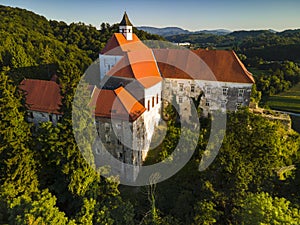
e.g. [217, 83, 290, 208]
[20, 12, 254, 181]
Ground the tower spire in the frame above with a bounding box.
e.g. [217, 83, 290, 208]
[119, 12, 133, 40]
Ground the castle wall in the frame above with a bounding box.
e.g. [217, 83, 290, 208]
[163, 78, 252, 119]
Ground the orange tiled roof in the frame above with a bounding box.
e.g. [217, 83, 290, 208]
[91, 86, 145, 122]
[20, 79, 62, 114]
[153, 49, 254, 84]
[107, 50, 162, 88]
[100, 33, 148, 55]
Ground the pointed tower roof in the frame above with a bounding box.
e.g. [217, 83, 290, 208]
[120, 12, 133, 26]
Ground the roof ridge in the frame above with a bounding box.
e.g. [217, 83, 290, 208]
[231, 50, 255, 83]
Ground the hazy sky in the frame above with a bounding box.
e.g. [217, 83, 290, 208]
[0, 0, 299, 31]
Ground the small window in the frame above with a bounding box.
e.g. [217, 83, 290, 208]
[179, 96, 183, 103]
[117, 136, 121, 145]
[147, 100, 150, 111]
[179, 83, 184, 92]
[152, 96, 155, 108]
[105, 123, 110, 132]
[156, 94, 159, 104]
[206, 99, 210, 107]
[191, 84, 195, 93]
[222, 87, 228, 96]
[236, 103, 242, 110]
[238, 89, 245, 97]
[119, 152, 123, 159]
[221, 100, 226, 108]
[49, 114, 53, 122]
[105, 134, 111, 143]
[206, 86, 212, 95]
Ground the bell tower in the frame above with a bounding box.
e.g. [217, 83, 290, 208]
[119, 12, 133, 41]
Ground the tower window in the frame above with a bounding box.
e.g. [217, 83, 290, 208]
[152, 96, 155, 108]
[147, 100, 150, 111]
[156, 94, 159, 104]
[221, 100, 226, 108]
[179, 96, 183, 103]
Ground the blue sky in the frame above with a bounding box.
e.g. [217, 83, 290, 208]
[0, 0, 299, 31]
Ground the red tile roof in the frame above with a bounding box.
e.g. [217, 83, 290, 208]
[20, 79, 62, 114]
[153, 49, 255, 84]
[107, 50, 162, 88]
[100, 33, 148, 55]
[90, 86, 145, 122]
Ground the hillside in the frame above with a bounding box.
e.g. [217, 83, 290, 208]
[165, 29, 300, 62]
[137, 26, 231, 37]
[0, 5, 164, 82]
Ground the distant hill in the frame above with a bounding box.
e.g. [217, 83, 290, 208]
[137, 26, 231, 37]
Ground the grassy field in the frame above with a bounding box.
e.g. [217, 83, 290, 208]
[266, 83, 300, 113]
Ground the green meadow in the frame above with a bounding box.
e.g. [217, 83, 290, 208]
[266, 83, 300, 113]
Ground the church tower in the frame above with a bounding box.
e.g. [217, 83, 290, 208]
[119, 12, 133, 41]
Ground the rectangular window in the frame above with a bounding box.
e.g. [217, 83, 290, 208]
[179, 83, 184, 92]
[191, 84, 195, 93]
[238, 89, 245, 97]
[105, 123, 110, 132]
[222, 87, 228, 96]
[105, 134, 111, 143]
[152, 96, 155, 108]
[206, 99, 210, 107]
[119, 152, 123, 159]
[156, 94, 159, 104]
[179, 96, 183, 103]
[117, 136, 121, 145]
[147, 100, 150, 111]
[206, 86, 212, 95]
[221, 100, 226, 108]
[49, 114, 53, 122]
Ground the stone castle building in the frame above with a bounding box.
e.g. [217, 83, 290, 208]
[20, 12, 254, 181]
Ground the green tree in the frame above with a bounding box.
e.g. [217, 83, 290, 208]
[0, 70, 39, 223]
[237, 192, 300, 225]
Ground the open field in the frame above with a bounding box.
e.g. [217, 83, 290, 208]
[266, 83, 300, 113]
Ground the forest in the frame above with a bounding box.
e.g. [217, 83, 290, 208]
[0, 5, 300, 224]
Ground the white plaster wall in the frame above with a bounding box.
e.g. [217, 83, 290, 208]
[119, 25, 133, 40]
[99, 54, 122, 80]
[143, 81, 162, 153]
